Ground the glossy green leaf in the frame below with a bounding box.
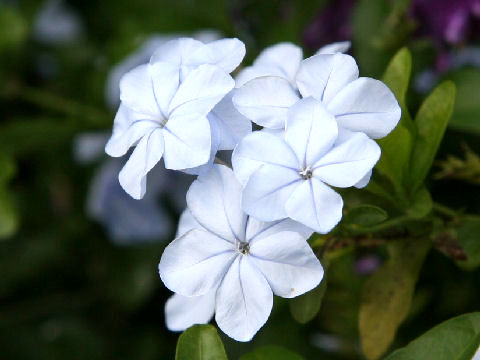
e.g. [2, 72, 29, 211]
[447, 68, 480, 134]
[409, 81, 456, 193]
[289, 277, 327, 324]
[376, 48, 415, 198]
[359, 239, 431, 360]
[240, 345, 304, 360]
[176, 325, 227, 360]
[344, 205, 388, 227]
[406, 187, 433, 219]
[455, 216, 480, 271]
[385, 312, 480, 360]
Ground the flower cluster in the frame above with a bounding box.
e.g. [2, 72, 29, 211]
[105, 38, 401, 341]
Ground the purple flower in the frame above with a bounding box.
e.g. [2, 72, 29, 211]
[411, 0, 480, 45]
[303, 0, 355, 51]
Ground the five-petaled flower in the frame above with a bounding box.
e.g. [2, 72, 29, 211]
[105, 37, 249, 199]
[233, 97, 381, 233]
[233, 43, 400, 138]
[158, 164, 323, 341]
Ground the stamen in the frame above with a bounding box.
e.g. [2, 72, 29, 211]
[159, 118, 168, 128]
[237, 241, 250, 255]
[299, 167, 313, 180]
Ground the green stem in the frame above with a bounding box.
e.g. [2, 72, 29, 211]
[20, 86, 110, 126]
[349, 215, 411, 234]
[432, 202, 458, 219]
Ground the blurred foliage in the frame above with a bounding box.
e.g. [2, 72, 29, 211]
[0, 0, 479, 359]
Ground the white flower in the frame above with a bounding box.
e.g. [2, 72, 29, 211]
[233, 43, 400, 139]
[159, 165, 322, 341]
[232, 97, 381, 233]
[105, 37, 249, 199]
[105, 31, 221, 109]
[235, 41, 351, 88]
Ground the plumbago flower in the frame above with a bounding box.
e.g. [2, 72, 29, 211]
[235, 41, 351, 88]
[158, 164, 323, 341]
[105, 37, 250, 199]
[233, 43, 400, 188]
[232, 97, 380, 233]
[233, 45, 400, 138]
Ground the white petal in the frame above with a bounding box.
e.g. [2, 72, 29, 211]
[176, 208, 203, 237]
[215, 257, 273, 342]
[328, 77, 402, 139]
[232, 131, 299, 186]
[180, 114, 220, 176]
[245, 217, 313, 245]
[169, 64, 234, 118]
[250, 231, 324, 298]
[187, 164, 247, 242]
[150, 37, 204, 66]
[105, 118, 159, 157]
[254, 42, 303, 83]
[355, 170, 372, 189]
[233, 76, 300, 129]
[235, 63, 285, 88]
[118, 128, 164, 199]
[242, 164, 301, 221]
[119, 64, 161, 118]
[165, 292, 216, 332]
[209, 91, 252, 151]
[286, 97, 338, 167]
[149, 61, 180, 118]
[162, 113, 211, 170]
[296, 53, 358, 103]
[313, 132, 381, 188]
[285, 178, 343, 234]
[186, 38, 246, 74]
[159, 229, 237, 296]
[315, 41, 351, 55]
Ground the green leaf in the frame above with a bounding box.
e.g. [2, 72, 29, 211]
[455, 216, 480, 271]
[344, 205, 388, 227]
[0, 5, 27, 53]
[240, 345, 304, 360]
[352, 0, 392, 77]
[0, 188, 18, 239]
[447, 68, 480, 134]
[409, 81, 456, 193]
[359, 239, 431, 360]
[175, 325, 227, 360]
[385, 312, 480, 360]
[376, 48, 415, 198]
[289, 277, 327, 324]
[0, 153, 17, 239]
[406, 187, 433, 219]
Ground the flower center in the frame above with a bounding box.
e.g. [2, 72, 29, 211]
[299, 167, 313, 180]
[159, 117, 168, 128]
[237, 241, 250, 255]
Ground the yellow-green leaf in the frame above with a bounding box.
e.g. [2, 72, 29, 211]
[385, 312, 480, 360]
[409, 81, 456, 193]
[359, 239, 431, 360]
[176, 325, 227, 360]
[289, 277, 327, 324]
[375, 48, 415, 198]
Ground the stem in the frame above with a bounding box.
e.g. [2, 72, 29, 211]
[348, 215, 410, 234]
[433, 202, 458, 219]
[19, 86, 110, 126]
